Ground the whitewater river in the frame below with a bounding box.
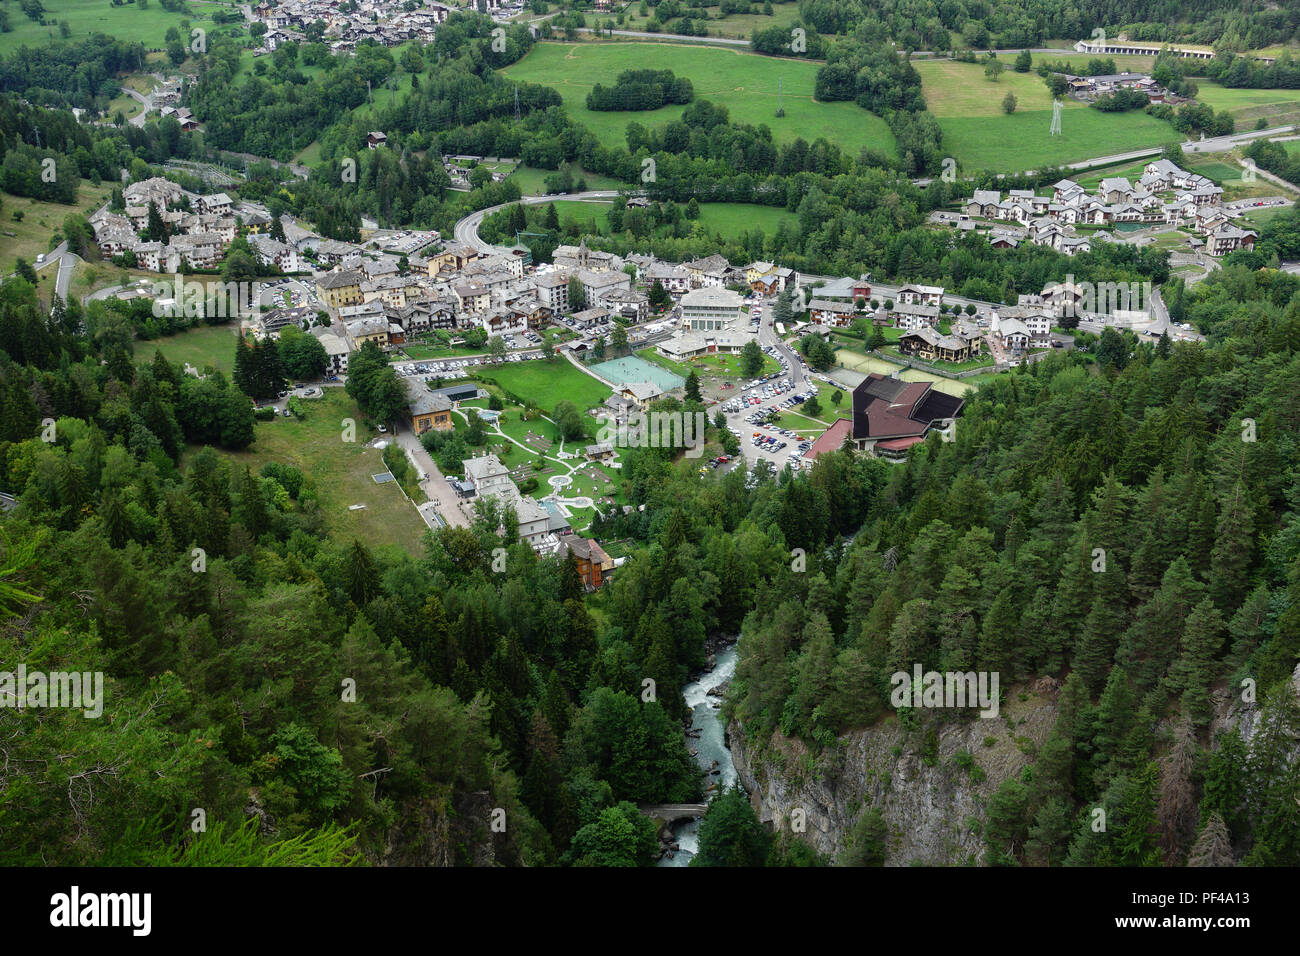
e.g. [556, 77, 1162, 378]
[657, 644, 740, 867]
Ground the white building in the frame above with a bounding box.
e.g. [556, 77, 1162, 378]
[680, 287, 743, 331]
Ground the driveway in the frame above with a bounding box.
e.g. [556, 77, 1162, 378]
[392, 424, 470, 529]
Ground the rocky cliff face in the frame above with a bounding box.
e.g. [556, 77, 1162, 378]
[732, 664, 1300, 865]
[730, 685, 1060, 865]
[379, 790, 513, 866]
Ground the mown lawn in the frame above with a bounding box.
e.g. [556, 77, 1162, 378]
[618, 0, 805, 40]
[918, 60, 1070, 118]
[500, 41, 896, 156]
[1194, 82, 1300, 128]
[510, 164, 628, 195]
[544, 198, 798, 242]
[474, 358, 610, 414]
[636, 346, 778, 379]
[940, 107, 1178, 173]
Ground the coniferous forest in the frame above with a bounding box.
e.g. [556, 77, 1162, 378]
[1, 251, 1297, 866]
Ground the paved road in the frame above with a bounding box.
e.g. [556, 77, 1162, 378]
[392, 423, 470, 529]
[123, 87, 151, 128]
[35, 241, 79, 311]
[453, 190, 620, 254]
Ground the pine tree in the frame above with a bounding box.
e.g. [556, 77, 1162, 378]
[1073, 564, 1129, 693]
[684, 369, 701, 402]
[1208, 486, 1254, 612]
[343, 539, 380, 607]
[1166, 597, 1226, 724]
[1115, 762, 1162, 867]
[1187, 813, 1234, 867]
[1157, 718, 1198, 864]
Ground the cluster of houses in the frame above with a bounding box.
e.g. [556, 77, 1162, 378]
[953, 159, 1257, 257]
[806, 280, 956, 332]
[1063, 72, 1172, 104]
[290, 238, 811, 374]
[251, 0, 524, 56]
[801, 276, 1086, 363]
[91, 178, 243, 272]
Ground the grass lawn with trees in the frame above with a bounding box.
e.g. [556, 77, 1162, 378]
[0, 0, 235, 56]
[500, 42, 896, 156]
[617, 0, 805, 40]
[137, 321, 244, 376]
[1193, 82, 1300, 128]
[941, 107, 1177, 173]
[474, 359, 611, 415]
[916, 59, 1178, 172]
[509, 164, 628, 195]
[636, 346, 778, 380]
[207, 388, 427, 557]
[546, 198, 798, 243]
[0, 181, 115, 269]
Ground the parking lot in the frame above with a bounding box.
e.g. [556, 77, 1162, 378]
[715, 321, 822, 471]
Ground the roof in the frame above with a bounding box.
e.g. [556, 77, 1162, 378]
[804, 418, 854, 461]
[318, 270, 364, 289]
[681, 288, 743, 309]
[851, 373, 964, 441]
[808, 299, 856, 313]
[404, 378, 453, 416]
[563, 536, 614, 569]
[621, 381, 662, 401]
[464, 454, 509, 484]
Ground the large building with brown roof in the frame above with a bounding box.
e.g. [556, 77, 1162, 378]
[850, 373, 964, 460]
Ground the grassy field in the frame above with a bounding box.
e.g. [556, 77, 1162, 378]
[1194, 83, 1300, 129]
[475, 358, 611, 414]
[919, 60, 1070, 118]
[511, 164, 628, 194]
[500, 41, 896, 156]
[140, 322, 242, 375]
[915, 60, 1178, 171]
[941, 108, 1177, 173]
[1238, 204, 1293, 231]
[1025, 53, 1160, 74]
[0, 0, 237, 56]
[210, 388, 427, 557]
[547, 199, 616, 228]
[694, 202, 798, 237]
[636, 346, 778, 379]
[618, 1, 805, 40]
[0, 181, 115, 268]
[544, 197, 797, 240]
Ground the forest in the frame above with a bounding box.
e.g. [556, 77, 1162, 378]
[1, 220, 1298, 863]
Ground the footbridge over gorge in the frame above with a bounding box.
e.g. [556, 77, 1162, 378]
[639, 803, 709, 822]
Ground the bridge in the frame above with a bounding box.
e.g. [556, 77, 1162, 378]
[639, 803, 710, 822]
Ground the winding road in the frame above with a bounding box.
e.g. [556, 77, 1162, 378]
[453, 190, 620, 254]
